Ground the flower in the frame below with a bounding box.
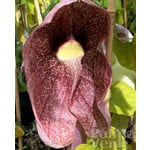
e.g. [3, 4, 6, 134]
[23, 0, 112, 149]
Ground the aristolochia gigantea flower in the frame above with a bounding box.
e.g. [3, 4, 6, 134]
[23, 0, 112, 149]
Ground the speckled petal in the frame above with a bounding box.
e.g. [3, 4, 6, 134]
[23, 0, 111, 148]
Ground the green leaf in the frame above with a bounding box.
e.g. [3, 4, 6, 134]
[27, 14, 37, 27]
[110, 81, 136, 116]
[113, 35, 136, 71]
[42, 0, 59, 19]
[39, 144, 44, 149]
[126, 144, 132, 150]
[92, 0, 103, 6]
[98, 127, 126, 150]
[115, 10, 124, 25]
[16, 23, 25, 43]
[133, 111, 136, 123]
[126, 0, 136, 33]
[15, 43, 23, 68]
[18, 71, 27, 92]
[86, 127, 126, 150]
[27, 0, 35, 15]
[104, 0, 122, 9]
[111, 113, 129, 129]
[76, 144, 95, 150]
[112, 54, 136, 89]
[15, 125, 25, 138]
[46, 0, 51, 6]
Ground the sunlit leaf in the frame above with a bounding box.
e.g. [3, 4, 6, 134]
[98, 127, 126, 150]
[76, 144, 95, 150]
[113, 35, 136, 71]
[86, 127, 126, 150]
[16, 23, 25, 43]
[15, 125, 24, 138]
[111, 113, 129, 129]
[27, 0, 35, 15]
[112, 54, 136, 89]
[115, 10, 124, 25]
[110, 81, 136, 116]
[86, 137, 93, 145]
[27, 14, 37, 27]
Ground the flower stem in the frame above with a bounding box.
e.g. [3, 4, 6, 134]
[132, 124, 136, 150]
[123, 0, 127, 28]
[34, 0, 43, 25]
[106, 0, 116, 64]
[15, 65, 23, 150]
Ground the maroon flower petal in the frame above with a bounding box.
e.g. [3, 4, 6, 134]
[69, 49, 111, 138]
[68, 122, 87, 150]
[23, 25, 77, 148]
[23, 0, 112, 148]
